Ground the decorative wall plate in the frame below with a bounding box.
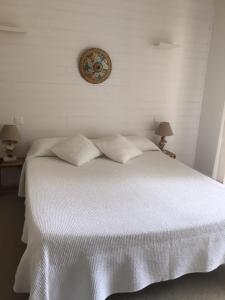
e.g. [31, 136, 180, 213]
[79, 48, 112, 84]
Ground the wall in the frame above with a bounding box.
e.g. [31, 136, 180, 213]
[0, 0, 214, 166]
[214, 113, 225, 182]
[195, 0, 225, 175]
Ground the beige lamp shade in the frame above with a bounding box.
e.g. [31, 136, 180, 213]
[155, 122, 173, 137]
[0, 124, 21, 142]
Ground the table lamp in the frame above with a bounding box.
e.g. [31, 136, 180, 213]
[0, 124, 21, 162]
[155, 122, 173, 150]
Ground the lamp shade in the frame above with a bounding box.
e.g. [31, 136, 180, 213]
[0, 125, 21, 142]
[155, 122, 173, 137]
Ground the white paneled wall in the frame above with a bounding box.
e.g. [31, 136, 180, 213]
[0, 0, 214, 166]
[195, 0, 225, 176]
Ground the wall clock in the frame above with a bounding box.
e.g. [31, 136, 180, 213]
[79, 48, 112, 84]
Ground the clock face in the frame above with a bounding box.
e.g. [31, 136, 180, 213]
[79, 48, 112, 84]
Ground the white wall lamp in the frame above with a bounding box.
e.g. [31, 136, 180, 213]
[153, 41, 180, 49]
[0, 24, 26, 33]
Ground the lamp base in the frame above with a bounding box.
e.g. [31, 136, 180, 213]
[158, 136, 167, 150]
[2, 141, 17, 162]
[3, 155, 17, 162]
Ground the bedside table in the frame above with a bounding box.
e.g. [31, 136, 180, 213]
[162, 149, 176, 159]
[0, 157, 25, 193]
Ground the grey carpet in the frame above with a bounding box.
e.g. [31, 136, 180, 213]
[1, 193, 225, 300]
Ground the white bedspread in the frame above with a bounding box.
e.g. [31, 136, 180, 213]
[14, 152, 225, 300]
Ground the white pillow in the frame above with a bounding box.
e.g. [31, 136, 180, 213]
[94, 134, 142, 164]
[125, 135, 159, 151]
[27, 137, 66, 158]
[51, 134, 101, 166]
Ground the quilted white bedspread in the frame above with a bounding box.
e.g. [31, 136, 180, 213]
[14, 152, 225, 300]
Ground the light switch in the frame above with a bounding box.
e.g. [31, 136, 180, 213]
[153, 115, 164, 123]
[13, 116, 24, 125]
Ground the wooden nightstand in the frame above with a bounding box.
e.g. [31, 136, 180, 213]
[162, 149, 176, 159]
[0, 157, 25, 193]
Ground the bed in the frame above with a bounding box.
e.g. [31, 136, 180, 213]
[14, 151, 225, 300]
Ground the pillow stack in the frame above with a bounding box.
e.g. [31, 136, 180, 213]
[51, 134, 101, 166]
[28, 133, 159, 166]
[94, 134, 142, 163]
[125, 135, 159, 151]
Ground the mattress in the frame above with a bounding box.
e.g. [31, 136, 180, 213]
[14, 152, 225, 300]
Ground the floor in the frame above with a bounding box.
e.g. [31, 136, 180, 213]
[0, 192, 28, 300]
[1, 193, 225, 300]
